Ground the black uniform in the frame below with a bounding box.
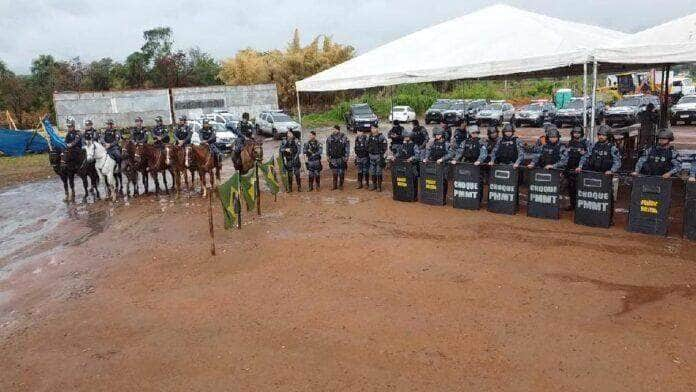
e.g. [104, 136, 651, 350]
[565, 138, 588, 209]
[83, 127, 99, 142]
[151, 124, 170, 148]
[492, 136, 523, 165]
[411, 125, 429, 149]
[100, 128, 122, 163]
[354, 133, 370, 188]
[326, 132, 350, 189]
[174, 124, 193, 145]
[635, 145, 681, 176]
[233, 119, 254, 154]
[280, 138, 302, 191]
[64, 129, 82, 161]
[637, 110, 659, 150]
[454, 137, 487, 164]
[131, 126, 149, 144]
[303, 139, 323, 190]
[199, 126, 221, 165]
[451, 127, 467, 148]
[367, 132, 388, 191]
[388, 123, 404, 154]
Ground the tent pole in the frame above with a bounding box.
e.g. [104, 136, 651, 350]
[662, 65, 671, 128]
[582, 61, 588, 130]
[296, 89, 303, 132]
[590, 59, 598, 143]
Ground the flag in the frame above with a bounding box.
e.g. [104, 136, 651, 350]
[259, 155, 280, 195]
[42, 118, 67, 150]
[218, 173, 241, 229]
[276, 153, 289, 191]
[240, 168, 257, 211]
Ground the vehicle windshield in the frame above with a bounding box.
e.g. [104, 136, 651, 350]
[212, 123, 227, 132]
[523, 104, 542, 111]
[483, 104, 502, 110]
[431, 101, 451, 110]
[678, 96, 696, 104]
[615, 96, 643, 107]
[393, 107, 407, 112]
[272, 113, 293, 122]
[451, 102, 465, 110]
[566, 100, 586, 109]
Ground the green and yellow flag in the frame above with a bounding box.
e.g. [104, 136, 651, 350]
[276, 153, 289, 191]
[240, 169, 257, 211]
[259, 155, 280, 195]
[218, 173, 241, 229]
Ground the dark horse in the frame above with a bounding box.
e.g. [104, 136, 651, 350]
[121, 140, 141, 199]
[231, 138, 263, 175]
[49, 146, 100, 202]
[124, 141, 150, 195]
[135, 143, 173, 195]
[191, 144, 222, 198]
[166, 144, 197, 197]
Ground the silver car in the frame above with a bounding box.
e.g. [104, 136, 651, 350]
[256, 110, 301, 140]
[475, 102, 515, 126]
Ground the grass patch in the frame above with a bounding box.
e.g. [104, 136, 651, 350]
[0, 153, 54, 189]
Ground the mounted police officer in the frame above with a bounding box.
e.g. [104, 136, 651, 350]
[367, 124, 388, 191]
[82, 119, 99, 142]
[303, 130, 323, 191]
[632, 129, 681, 178]
[280, 130, 302, 192]
[233, 112, 254, 155]
[326, 125, 350, 190]
[528, 127, 568, 170]
[565, 125, 589, 210]
[354, 128, 371, 189]
[451, 124, 486, 165]
[100, 119, 122, 163]
[64, 118, 82, 160]
[410, 120, 429, 150]
[151, 115, 170, 149]
[174, 115, 193, 145]
[577, 125, 622, 174]
[131, 116, 149, 144]
[388, 120, 404, 155]
[199, 119, 222, 167]
[490, 123, 524, 168]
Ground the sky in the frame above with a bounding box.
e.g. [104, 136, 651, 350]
[1, 0, 695, 74]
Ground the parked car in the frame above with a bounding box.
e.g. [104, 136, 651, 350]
[345, 103, 379, 132]
[475, 101, 515, 126]
[554, 98, 604, 128]
[188, 120, 237, 152]
[670, 94, 696, 125]
[514, 102, 557, 127]
[256, 110, 301, 140]
[605, 94, 660, 128]
[424, 99, 452, 124]
[464, 99, 487, 123]
[442, 99, 468, 125]
[388, 106, 416, 123]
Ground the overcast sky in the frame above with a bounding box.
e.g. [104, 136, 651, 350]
[1, 0, 695, 73]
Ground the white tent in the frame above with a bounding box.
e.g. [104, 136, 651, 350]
[296, 4, 628, 93]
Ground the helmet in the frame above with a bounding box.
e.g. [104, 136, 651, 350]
[546, 128, 560, 139]
[66, 117, 75, 127]
[155, 116, 163, 123]
[333, 124, 341, 131]
[657, 128, 674, 141]
[542, 122, 554, 132]
[502, 123, 514, 133]
[597, 125, 611, 136]
[135, 116, 143, 123]
[402, 130, 413, 139]
[178, 115, 187, 121]
[84, 119, 93, 126]
[412, 119, 420, 126]
[393, 120, 400, 126]
[202, 119, 210, 125]
[646, 102, 655, 111]
[467, 124, 480, 134]
[570, 125, 584, 137]
[242, 112, 250, 120]
[432, 127, 444, 136]
[105, 119, 114, 126]
[487, 125, 499, 136]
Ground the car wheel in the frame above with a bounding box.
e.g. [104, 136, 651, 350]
[670, 119, 677, 126]
[686, 120, 692, 125]
[555, 121, 563, 128]
[515, 120, 522, 128]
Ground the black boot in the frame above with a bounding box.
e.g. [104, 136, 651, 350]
[356, 173, 363, 189]
[377, 175, 383, 192]
[332, 173, 338, 190]
[287, 174, 293, 193]
[296, 174, 302, 192]
[316, 175, 321, 190]
[308, 175, 314, 191]
[339, 173, 345, 190]
[364, 173, 370, 190]
[370, 176, 377, 191]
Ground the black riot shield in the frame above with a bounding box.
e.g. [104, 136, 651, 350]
[627, 176, 672, 236]
[419, 162, 446, 206]
[527, 169, 561, 220]
[452, 163, 482, 210]
[684, 181, 696, 240]
[391, 160, 418, 202]
[574, 171, 614, 228]
[487, 165, 519, 215]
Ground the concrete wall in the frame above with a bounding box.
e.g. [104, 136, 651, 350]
[171, 84, 278, 120]
[53, 89, 172, 129]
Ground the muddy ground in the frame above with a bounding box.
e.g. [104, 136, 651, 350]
[1, 125, 696, 391]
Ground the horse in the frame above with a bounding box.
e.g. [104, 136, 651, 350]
[134, 143, 172, 195]
[122, 141, 141, 198]
[191, 143, 222, 198]
[165, 144, 196, 197]
[83, 140, 118, 202]
[231, 138, 263, 175]
[49, 145, 99, 202]
[126, 141, 150, 194]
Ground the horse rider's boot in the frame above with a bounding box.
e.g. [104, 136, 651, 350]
[377, 175, 383, 192]
[308, 175, 314, 191]
[332, 173, 338, 190]
[287, 175, 293, 193]
[370, 176, 377, 191]
[339, 173, 345, 190]
[356, 173, 363, 189]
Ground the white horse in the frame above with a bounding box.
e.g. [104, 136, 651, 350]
[84, 140, 118, 202]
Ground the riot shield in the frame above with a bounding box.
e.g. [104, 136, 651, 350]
[527, 169, 561, 220]
[684, 181, 696, 240]
[574, 171, 614, 228]
[452, 162, 482, 210]
[391, 160, 418, 202]
[627, 176, 672, 236]
[487, 164, 519, 215]
[419, 162, 446, 206]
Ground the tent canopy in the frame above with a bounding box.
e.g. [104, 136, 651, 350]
[296, 4, 627, 92]
[595, 12, 696, 65]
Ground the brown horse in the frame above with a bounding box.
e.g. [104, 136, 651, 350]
[191, 144, 221, 198]
[165, 144, 197, 196]
[124, 141, 150, 195]
[231, 138, 263, 174]
[135, 143, 173, 195]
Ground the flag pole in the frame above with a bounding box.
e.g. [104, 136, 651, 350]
[237, 171, 242, 229]
[208, 189, 216, 256]
[255, 160, 261, 215]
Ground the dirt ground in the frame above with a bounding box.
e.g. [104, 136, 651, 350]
[0, 154, 55, 189]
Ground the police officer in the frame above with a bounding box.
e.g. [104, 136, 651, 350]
[100, 119, 122, 163]
[423, 127, 452, 164]
[174, 115, 193, 145]
[326, 125, 350, 190]
[233, 112, 254, 155]
[484, 125, 499, 164]
[199, 119, 221, 167]
[528, 127, 568, 170]
[451, 123, 468, 148]
[632, 129, 681, 178]
[564, 125, 589, 210]
[440, 119, 452, 142]
[391, 130, 420, 162]
[490, 123, 524, 168]
[131, 116, 149, 144]
[64, 118, 82, 160]
[303, 130, 323, 191]
[577, 125, 622, 174]
[367, 124, 388, 191]
[280, 130, 302, 192]
[82, 119, 99, 142]
[451, 125, 486, 165]
[354, 128, 371, 189]
[410, 120, 429, 150]
[637, 102, 659, 150]
[151, 115, 170, 149]
[689, 164, 696, 182]
[388, 120, 404, 155]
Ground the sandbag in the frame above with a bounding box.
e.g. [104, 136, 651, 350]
[487, 165, 519, 215]
[574, 171, 614, 228]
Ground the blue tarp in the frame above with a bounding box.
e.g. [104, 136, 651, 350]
[42, 119, 66, 150]
[0, 128, 49, 157]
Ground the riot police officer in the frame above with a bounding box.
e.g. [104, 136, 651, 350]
[199, 119, 221, 167]
[174, 115, 192, 145]
[577, 125, 621, 174]
[82, 119, 99, 142]
[423, 127, 452, 164]
[490, 123, 524, 168]
[391, 130, 420, 162]
[354, 128, 371, 189]
[637, 102, 659, 150]
[303, 130, 323, 191]
[528, 127, 568, 170]
[565, 125, 589, 210]
[367, 124, 388, 191]
[326, 125, 350, 190]
[451, 123, 468, 149]
[484, 125, 499, 164]
[410, 120, 429, 150]
[151, 115, 170, 149]
[388, 120, 404, 155]
[280, 130, 302, 192]
[100, 119, 122, 163]
[632, 129, 681, 178]
[131, 116, 149, 144]
[451, 125, 486, 165]
[440, 119, 452, 142]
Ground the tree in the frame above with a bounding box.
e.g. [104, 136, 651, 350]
[188, 47, 221, 86]
[141, 27, 173, 65]
[84, 58, 114, 91]
[124, 51, 149, 88]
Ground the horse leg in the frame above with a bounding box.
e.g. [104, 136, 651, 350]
[142, 169, 149, 194]
[80, 174, 89, 202]
[92, 171, 101, 200]
[200, 170, 207, 198]
[162, 169, 170, 195]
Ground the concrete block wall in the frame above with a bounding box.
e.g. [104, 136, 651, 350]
[171, 84, 279, 120]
